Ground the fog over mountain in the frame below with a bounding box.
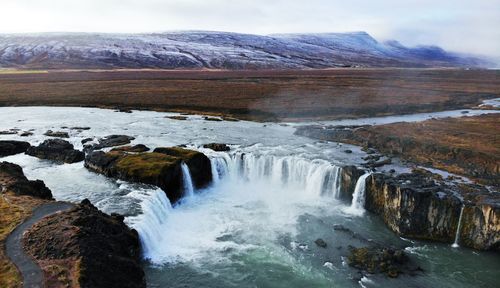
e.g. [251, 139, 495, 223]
[0, 31, 490, 69]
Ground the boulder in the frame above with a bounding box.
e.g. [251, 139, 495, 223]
[23, 199, 145, 288]
[84, 135, 135, 152]
[111, 144, 150, 153]
[363, 158, 392, 168]
[314, 238, 327, 248]
[203, 143, 230, 152]
[70, 126, 91, 130]
[0, 140, 31, 157]
[0, 162, 53, 199]
[19, 131, 33, 137]
[43, 130, 69, 138]
[81, 137, 94, 144]
[347, 246, 417, 278]
[26, 139, 85, 164]
[153, 147, 212, 189]
[0, 130, 17, 135]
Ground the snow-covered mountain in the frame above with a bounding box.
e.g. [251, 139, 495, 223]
[0, 31, 489, 69]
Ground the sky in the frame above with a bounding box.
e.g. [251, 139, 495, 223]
[1, 0, 499, 58]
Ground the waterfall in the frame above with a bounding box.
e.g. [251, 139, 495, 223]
[345, 172, 371, 216]
[181, 162, 195, 198]
[452, 205, 465, 248]
[209, 153, 343, 198]
[210, 156, 230, 183]
[125, 187, 173, 259]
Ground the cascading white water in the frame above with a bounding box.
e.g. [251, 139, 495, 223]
[345, 172, 371, 216]
[452, 205, 465, 248]
[210, 156, 230, 183]
[209, 153, 343, 198]
[125, 187, 173, 258]
[181, 162, 195, 198]
[129, 151, 345, 263]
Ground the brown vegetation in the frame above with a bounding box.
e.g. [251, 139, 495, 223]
[357, 114, 500, 185]
[0, 193, 46, 288]
[0, 69, 499, 121]
[298, 114, 500, 185]
[23, 200, 145, 288]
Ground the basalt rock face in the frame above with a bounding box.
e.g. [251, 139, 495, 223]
[0, 161, 53, 199]
[154, 147, 213, 189]
[364, 170, 499, 250]
[26, 139, 85, 163]
[0, 140, 31, 157]
[85, 148, 212, 203]
[23, 199, 145, 288]
[459, 192, 500, 250]
[339, 165, 364, 202]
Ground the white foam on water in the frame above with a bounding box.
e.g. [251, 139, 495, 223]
[134, 152, 345, 264]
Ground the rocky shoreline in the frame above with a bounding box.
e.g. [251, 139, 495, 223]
[1, 161, 146, 287]
[295, 114, 500, 186]
[23, 199, 145, 288]
[296, 114, 500, 251]
[364, 170, 499, 250]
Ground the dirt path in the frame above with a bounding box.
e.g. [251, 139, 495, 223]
[6, 202, 74, 288]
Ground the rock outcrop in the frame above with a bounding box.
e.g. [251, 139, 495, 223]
[23, 199, 145, 288]
[0, 162, 53, 199]
[0, 140, 31, 157]
[203, 143, 231, 152]
[85, 148, 212, 203]
[83, 135, 135, 152]
[295, 114, 500, 186]
[43, 130, 69, 138]
[26, 139, 85, 164]
[347, 246, 419, 278]
[153, 147, 212, 189]
[363, 170, 499, 250]
[338, 165, 364, 202]
[111, 144, 150, 153]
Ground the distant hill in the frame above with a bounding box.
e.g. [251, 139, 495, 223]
[0, 31, 490, 69]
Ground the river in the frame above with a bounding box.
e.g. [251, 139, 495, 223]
[1, 106, 498, 288]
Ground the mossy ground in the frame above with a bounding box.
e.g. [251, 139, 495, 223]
[0, 193, 46, 288]
[115, 152, 180, 179]
[154, 147, 201, 161]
